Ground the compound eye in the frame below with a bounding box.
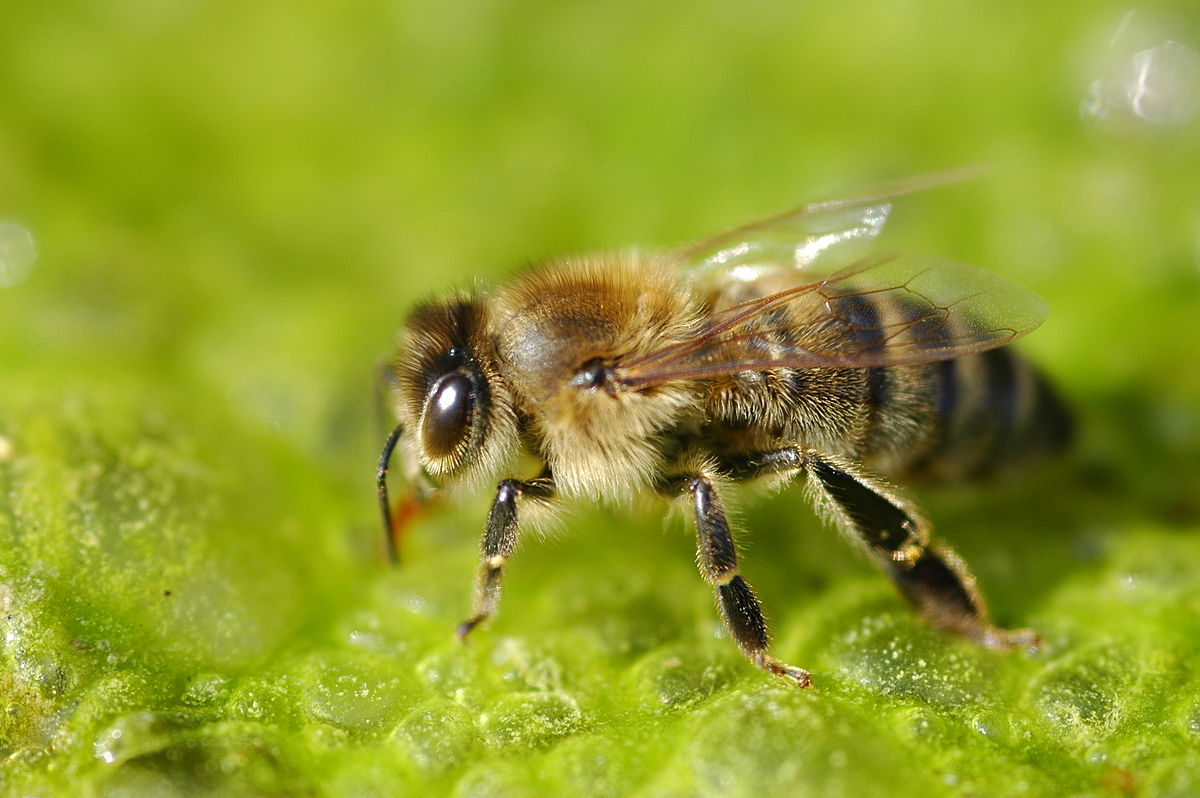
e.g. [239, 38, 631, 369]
[421, 372, 475, 459]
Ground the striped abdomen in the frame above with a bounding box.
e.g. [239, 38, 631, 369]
[807, 278, 1071, 481]
[886, 347, 1072, 481]
[702, 273, 1072, 480]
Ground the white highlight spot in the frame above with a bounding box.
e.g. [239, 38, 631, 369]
[1082, 12, 1200, 131]
[1125, 42, 1200, 125]
[0, 221, 37, 288]
[437, 381, 462, 412]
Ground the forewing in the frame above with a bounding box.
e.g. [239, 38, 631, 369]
[674, 170, 981, 286]
[676, 197, 892, 285]
[616, 253, 1048, 386]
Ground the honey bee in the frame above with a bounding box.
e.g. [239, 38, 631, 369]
[376, 175, 1071, 686]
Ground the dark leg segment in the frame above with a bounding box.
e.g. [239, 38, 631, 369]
[726, 448, 1037, 650]
[806, 458, 933, 567]
[661, 473, 811, 687]
[456, 476, 554, 640]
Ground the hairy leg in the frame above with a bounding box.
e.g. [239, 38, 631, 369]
[726, 447, 1037, 650]
[455, 476, 555, 639]
[659, 472, 812, 687]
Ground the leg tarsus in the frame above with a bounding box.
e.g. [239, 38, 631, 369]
[754, 651, 813, 688]
[455, 477, 554, 640]
[666, 472, 813, 687]
[455, 614, 487, 641]
[973, 625, 1041, 652]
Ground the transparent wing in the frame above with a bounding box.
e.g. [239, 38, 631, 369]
[673, 170, 983, 287]
[615, 253, 1047, 387]
[676, 198, 891, 284]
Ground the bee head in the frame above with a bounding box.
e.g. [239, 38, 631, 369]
[391, 294, 517, 482]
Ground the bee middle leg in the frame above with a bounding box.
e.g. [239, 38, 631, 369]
[658, 472, 812, 687]
[726, 448, 1038, 651]
[455, 476, 555, 640]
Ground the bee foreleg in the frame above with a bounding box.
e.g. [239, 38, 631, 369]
[659, 473, 812, 687]
[455, 476, 555, 641]
[799, 451, 1039, 651]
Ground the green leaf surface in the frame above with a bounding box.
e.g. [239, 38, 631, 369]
[2, 0, 1199, 795]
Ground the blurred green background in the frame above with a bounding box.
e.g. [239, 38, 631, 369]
[2, 0, 1200, 795]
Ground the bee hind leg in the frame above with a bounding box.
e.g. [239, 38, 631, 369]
[456, 476, 555, 640]
[659, 472, 812, 688]
[727, 448, 1039, 652]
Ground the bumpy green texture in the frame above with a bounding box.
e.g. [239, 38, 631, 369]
[2, 0, 1200, 795]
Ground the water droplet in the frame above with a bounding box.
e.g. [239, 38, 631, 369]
[1082, 11, 1200, 132]
[92, 711, 174, 766]
[0, 221, 37, 288]
[479, 691, 581, 747]
[393, 700, 480, 774]
[181, 673, 230, 707]
[298, 652, 411, 733]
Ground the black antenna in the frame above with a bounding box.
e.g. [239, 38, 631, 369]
[376, 423, 404, 565]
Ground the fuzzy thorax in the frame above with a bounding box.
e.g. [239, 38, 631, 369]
[493, 253, 704, 500]
[538, 381, 697, 500]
